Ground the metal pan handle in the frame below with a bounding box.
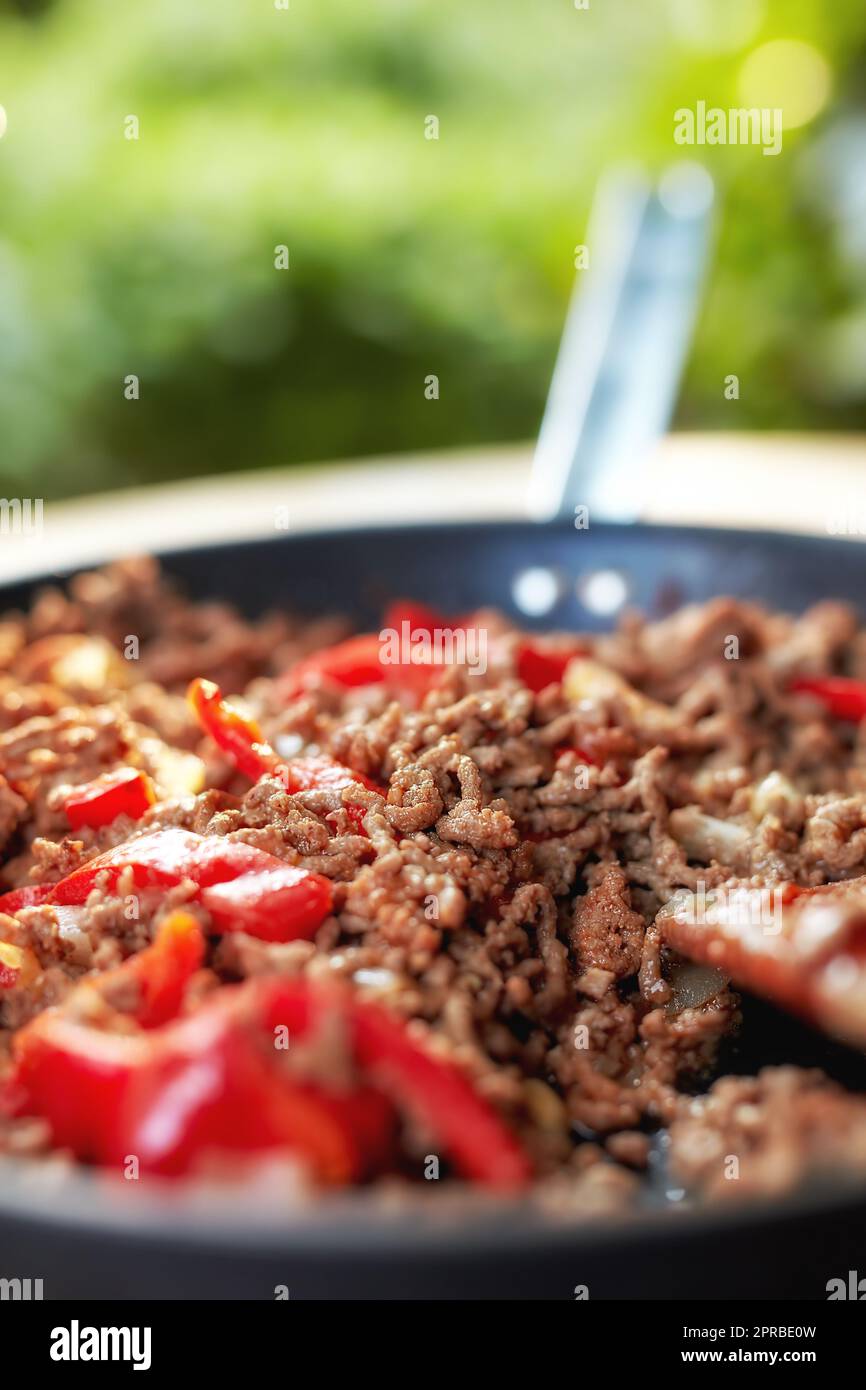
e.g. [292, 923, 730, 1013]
[529, 164, 715, 524]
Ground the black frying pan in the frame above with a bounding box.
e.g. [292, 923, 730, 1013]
[2, 518, 866, 1300]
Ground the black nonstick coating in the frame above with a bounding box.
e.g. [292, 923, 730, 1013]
[3, 517, 866, 1300]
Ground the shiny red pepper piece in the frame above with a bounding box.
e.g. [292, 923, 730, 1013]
[516, 641, 586, 694]
[188, 677, 276, 780]
[260, 980, 533, 1191]
[12, 975, 531, 1189]
[12, 995, 367, 1182]
[48, 828, 281, 905]
[122, 910, 205, 1029]
[32, 829, 333, 944]
[382, 599, 447, 636]
[112, 1018, 368, 1183]
[12, 976, 390, 1183]
[0, 883, 57, 915]
[65, 766, 155, 831]
[187, 678, 384, 833]
[281, 635, 387, 697]
[789, 676, 866, 723]
[201, 865, 333, 943]
[280, 600, 466, 703]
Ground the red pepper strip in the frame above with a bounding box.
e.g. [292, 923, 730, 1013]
[277, 753, 382, 798]
[12, 985, 389, 1183]
[201, 866, 333, 943]
[281, 605, 466, 704]
[12, 1013, 147, 1158]
[187, 679, 384, 834]
[277, 754, 382, 835]
[13, 975, 528, 1187]
[657, 879, 866, 1049]
[112, 1020, 364, 1183]
[516, 641, 586, 694]
[188, 677, 277, 780]
[259, 980, 533, 1190]
[122, 911, 205, 1029]
[0, 883, 56, 915]
[282, 635, 387, 698]
[382, 600, 448, 637]
[65, 767, 155, 831]
[353, 1003, 532, 1190]
[48, 828, 281, 905]
[40, 829, 333, 945]
[789, 676, 866, 723]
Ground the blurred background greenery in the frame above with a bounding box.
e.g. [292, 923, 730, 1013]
[0, 0, 865, 502]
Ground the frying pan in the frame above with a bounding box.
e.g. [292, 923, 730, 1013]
[2, 177, 866, 1300]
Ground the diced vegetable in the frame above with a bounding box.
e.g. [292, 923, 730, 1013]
[38, 829, 334, 944]
[658, 879, 866, 1049]
[279, 600, 470, 703]
[11, 975, 530, 1189]
[516, 641, 586, 693]
[259, 980, 532, 1190]
[121, 910, 205, 1029]
[750, 771, 804, 825]
[65, 766, 155, 831]
[563, 657, 677, 731]
[0, 883, 57, 915]
[187, 677, 384, 833]
[668, 807, 751, 867]
[201, 865, 333, 943]
[789, 676, 866, 723]
[15, 635, 127, 691]
[48, 828, 281, 905]
[187, 677, 275, 781]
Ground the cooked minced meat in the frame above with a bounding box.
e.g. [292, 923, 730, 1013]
[1, 555, 866, 1207]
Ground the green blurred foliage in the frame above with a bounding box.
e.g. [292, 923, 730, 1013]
[0, 0, 864, 500]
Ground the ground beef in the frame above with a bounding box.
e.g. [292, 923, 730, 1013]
[2, 557, 866, 1213]
[669, 1068, 866, 1199]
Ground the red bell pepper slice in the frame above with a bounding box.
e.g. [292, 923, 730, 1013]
[64, 767, 155, 831]
[48, 828, 281, 905]
[12, 975, 531, 1189]
[789, 676, 866, 723]
[0, 883, 57, 915]
[352, 999, 532, 1190]
[12, 1013, 148, 1158]
[201, 865, 333, 943]
[277, 753, 382, 835]
[382, 600, 447, 636]
[516, 641, 586, 694]
[188, 677, 277, 781]
[259, 979, 532, 1190]
[37, 829, 333, 945]
[277, 753, 382, 799]
[657, 879, 866, 1049]
[281, 635, 387, 698]
[280, 601, 468, 703]
[112, 1019, 365, 1183]
[12, 982, 388, 1183]
[121, 910, 205, 1029]
[187, 678, 384, 833]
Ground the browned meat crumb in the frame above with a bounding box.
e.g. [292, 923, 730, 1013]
[669, 1067, 866, 1199]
